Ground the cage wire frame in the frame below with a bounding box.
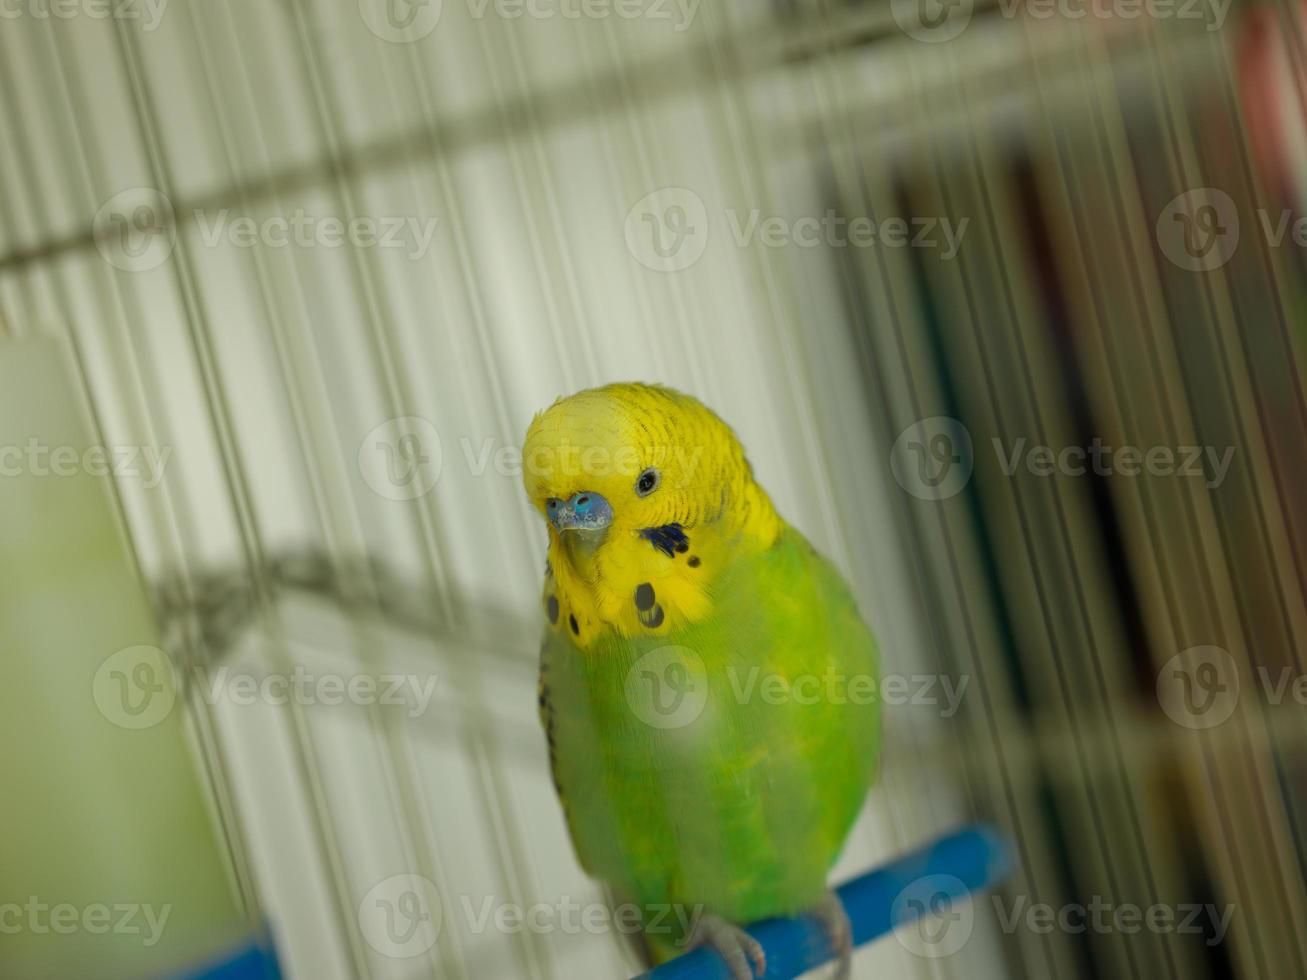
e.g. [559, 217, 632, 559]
[0, 4, 951, 977]
[1, 1, 1306, 979]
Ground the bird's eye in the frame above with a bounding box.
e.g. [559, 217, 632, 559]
[635, 468, 660, 497]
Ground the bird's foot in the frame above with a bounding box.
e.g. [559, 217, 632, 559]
[810, 890, 852, 980]
[688, 912, 766, 980]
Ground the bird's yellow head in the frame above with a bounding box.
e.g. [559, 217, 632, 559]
[522, 383, 779, 643]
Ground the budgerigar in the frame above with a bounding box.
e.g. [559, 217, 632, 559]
[523, 383, 880, 979]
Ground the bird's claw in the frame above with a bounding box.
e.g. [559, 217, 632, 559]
[812, 891, 852, 980]
[689, 912, 767, 979]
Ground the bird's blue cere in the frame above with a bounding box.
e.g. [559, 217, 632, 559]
[547, 491, 613, 532]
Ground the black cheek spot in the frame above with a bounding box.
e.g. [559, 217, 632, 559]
[675, 540, 689, 554]
[688, 556, 701, 568]
[639, 603, 665, 629]
[639, 523, 688, 558]
[546, 595, 559, 625]
[634, 582, 656, 611]
[569, 614, 579, 636]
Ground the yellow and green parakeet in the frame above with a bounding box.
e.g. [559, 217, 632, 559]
[522, 383, 880, 979]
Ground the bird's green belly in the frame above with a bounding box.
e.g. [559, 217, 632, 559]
[543, 528, 880, 928]
[557, 695, 851, 923]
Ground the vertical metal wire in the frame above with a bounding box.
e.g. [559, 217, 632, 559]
[275, 4, 560, 976]
[0, 79, 42, 330]
[103, 13, 377, 975]
[17, 11, 270, 942]
[173, 3, 459, 975]
[1020, 24, 1199, 980]
[1207, 5, 1307, 908]
[593, 19, 710, 396]
[1145, 20, 1307, 978]
[685, 16, 950, 980]
[466, 10, 600, 389]
[972, 26, 1191, 980]
[784, 12, 1069, 977]
[4, 5, 1306, 979]
[0, 24, 266, 931]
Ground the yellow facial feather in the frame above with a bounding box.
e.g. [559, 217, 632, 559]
[523, 383, 781, 646]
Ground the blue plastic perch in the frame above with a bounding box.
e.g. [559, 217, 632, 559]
[636, 824, 1013, 980]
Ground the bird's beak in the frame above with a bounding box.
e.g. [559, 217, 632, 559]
[546, 492, 613, 533]
[546, 492, 612, 579]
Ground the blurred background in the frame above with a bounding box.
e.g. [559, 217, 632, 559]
[1, 0, 1306, 977]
